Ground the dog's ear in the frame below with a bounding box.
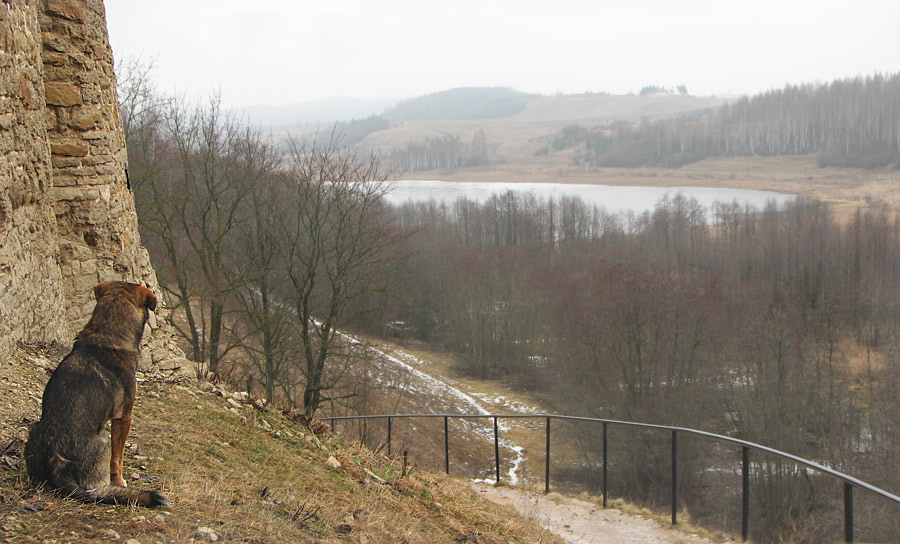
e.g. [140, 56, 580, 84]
[138, 286, 158, 312]
[93, 281, 113, 301]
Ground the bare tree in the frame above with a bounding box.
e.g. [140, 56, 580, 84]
[279, 133, 399, 416]
[225, 135, 286, 402]
[126, 89, 267, 376]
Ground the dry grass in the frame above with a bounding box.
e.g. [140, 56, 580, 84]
[0, 345, 563, 543]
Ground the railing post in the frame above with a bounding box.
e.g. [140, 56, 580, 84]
[844, 482, 853, 542]
[742, 446, 749, 541]
[671, 430, 678, 525]
[387, 416, 392, 457]
[493, 416, 501, 484]
[545, 417, 551, 494]
[444, 416, 450, 475]
[602, 422, 608, 508]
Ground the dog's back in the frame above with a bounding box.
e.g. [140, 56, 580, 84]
[25, 282, 168, 507]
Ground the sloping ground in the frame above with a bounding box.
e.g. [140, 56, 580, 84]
[508, 95, 725, 123]
[341, 337, 726, 544]
[0, 344, 562, 543]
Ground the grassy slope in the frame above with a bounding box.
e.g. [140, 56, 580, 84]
[0, 345, 562, 544]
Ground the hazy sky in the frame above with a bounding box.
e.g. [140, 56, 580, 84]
[105, 0, 899, 108]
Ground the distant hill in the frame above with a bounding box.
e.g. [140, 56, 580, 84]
[354, 93, 727, 165]
[383, 87, 535, 122]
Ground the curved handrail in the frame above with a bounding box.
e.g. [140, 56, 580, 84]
[323, 412, 900, 541]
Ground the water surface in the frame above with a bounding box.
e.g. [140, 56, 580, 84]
[385, 180, 795, 215]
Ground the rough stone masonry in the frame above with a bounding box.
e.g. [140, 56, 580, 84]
[0, 0, 186, 373]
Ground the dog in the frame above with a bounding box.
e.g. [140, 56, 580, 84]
[25, 281, 169, 507]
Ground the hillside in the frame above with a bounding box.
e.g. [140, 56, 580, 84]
[0, 344, 562, 544]
[360, 74, 899, 180]
[383, 88, 534, 122]
[354, 93, 725, 164]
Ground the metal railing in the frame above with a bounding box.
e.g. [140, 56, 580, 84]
[322, 413, 900, 543]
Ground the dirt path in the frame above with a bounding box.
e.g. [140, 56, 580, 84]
[472, 483, 718, 544]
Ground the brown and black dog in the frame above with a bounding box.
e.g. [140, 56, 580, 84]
[25, 281, 169, 507]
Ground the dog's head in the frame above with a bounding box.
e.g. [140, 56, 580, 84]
[93, 281, 158, 312]
[79, 282, 158, 350]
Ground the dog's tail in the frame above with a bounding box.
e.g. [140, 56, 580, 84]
[57, 482, 170, 508]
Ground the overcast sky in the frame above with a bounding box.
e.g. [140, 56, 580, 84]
[105, 0, 900, 108]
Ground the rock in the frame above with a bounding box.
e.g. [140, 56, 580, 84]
[17, 500, 45, 513]
[1, 455, 21, 470]
[326, 456, 342, 469]
[195, 526, 219, 541]
[101, 528, 121, 539]
[124, 540, 142, 544]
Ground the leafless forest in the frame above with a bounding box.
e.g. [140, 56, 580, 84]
[370, 193, 900, 541]
[551, 73, 900, 169]
[119, 62, 900, 541]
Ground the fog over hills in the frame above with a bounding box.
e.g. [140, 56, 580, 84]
[237, 96, 398, 127]
[236, 87, 723, 129]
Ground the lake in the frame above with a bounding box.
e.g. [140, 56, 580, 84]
[384, 180, 795, 215]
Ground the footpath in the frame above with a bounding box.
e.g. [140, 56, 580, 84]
[473, 483, 718, 544]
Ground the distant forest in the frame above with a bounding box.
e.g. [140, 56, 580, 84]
[384, 129, 490, 172]
[552, 72, 900, 168]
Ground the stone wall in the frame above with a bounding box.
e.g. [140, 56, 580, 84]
[0, 0, 186, 373]
[39, 0, 159, 328]
[0, 1, 69, 357]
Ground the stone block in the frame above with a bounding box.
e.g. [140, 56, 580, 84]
[52, 174, 78, 187]
[0, 113, 14, 130]
[82, 153, 112, 166]
[44, 82, 82, 107]
[69, 106, 103, 130]
[51, 141, 89, 157]
[44, 0, 85, 22]
[53, 186, 103, 202]
[42, 51, 68, 67]
[51, 156, 82, 169]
